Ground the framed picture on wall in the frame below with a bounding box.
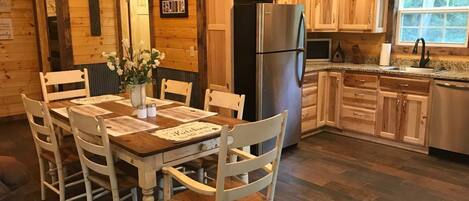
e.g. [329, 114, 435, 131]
[160, 0, 188, 18]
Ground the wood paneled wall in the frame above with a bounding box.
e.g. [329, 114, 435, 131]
[69, 0, 119, 65]
[0, 0, 42, 117]
[152, 0, 199, 72]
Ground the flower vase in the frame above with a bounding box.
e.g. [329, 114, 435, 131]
[129, 84, 146, 108]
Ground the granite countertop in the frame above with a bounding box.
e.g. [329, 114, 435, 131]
[305, 62, 469, 82]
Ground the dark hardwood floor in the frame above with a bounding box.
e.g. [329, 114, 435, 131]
[1, 119, 469, 201]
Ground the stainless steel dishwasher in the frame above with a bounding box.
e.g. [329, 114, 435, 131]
[429, 80, 469, 155]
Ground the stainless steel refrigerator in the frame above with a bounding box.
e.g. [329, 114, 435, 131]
[234, 3, 306, 154]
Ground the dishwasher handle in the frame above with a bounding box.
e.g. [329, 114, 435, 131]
[436, 82, 469, 90]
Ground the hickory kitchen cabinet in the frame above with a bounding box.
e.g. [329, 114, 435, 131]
[340, 73, 378, 135]
[377, 76, 430, 146]
[301, 72, 319, 134]
[310, 0, 388, 32]
[317, 71, 342, 128]
[301, 71, 342, 134]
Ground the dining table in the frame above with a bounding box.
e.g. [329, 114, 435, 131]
[47, 94, 246, 201]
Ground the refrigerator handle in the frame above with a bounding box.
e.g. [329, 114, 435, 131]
[296, 11, 307, 87]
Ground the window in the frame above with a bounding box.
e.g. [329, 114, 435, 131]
[397, 0, 469, 47]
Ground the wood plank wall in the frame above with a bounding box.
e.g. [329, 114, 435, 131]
[152, 0, 199, 72]
[69, 0, 118, 65]
[0, 0, 42, 117]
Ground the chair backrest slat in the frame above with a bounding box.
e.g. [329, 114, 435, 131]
[40, 69, 90, 103]
[47, 89, 89, 101]
[224, 148, 277, 177]
[223, 173, 273, 201]
[160, 78, 192, 106]
[214, 111, 288, 201]
[228, 115, 284, 149]
[204, 89, 245, 120]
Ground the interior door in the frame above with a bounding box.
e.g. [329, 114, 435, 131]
[313, 0, 338, 31]
[400, 94, 428, 146]
[206, 0, 233, 92]
[378, 91, 400, 140]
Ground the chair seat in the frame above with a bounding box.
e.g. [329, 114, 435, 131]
[87, 164, 138, 192]
[40, 144, 80, 166]
[170, 177, 265, 201]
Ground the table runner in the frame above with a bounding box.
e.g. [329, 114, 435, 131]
[157, 106, 217, 123]
[151, 122, 222, 142]
[52, 105, 112, 118]
[70, 95, 124, 105]
[104, 116, 159, 137]
[115, 97, 173, 107]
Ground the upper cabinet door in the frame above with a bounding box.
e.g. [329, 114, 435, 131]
[400, 94, 428, 146]
[312, 0, 338, 31]
[339, 0, 374, 31]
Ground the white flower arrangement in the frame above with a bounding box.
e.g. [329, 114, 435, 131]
[102, 39, 165, 88]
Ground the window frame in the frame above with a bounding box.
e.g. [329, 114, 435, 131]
[396, 1, 469, 48]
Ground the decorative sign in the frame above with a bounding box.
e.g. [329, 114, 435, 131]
[0, 0, 11, 12]
[0, 18, 13, 40]
[160, 0, 188, 18]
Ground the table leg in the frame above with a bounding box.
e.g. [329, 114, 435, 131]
[138, 159, 158, 201]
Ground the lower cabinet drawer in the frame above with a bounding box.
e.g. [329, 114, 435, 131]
[342, 87, 377, 110]
[302, 85, 318, 107]
[302, 105, 317, 133]
[341, 105, 376, 135]
[163, 139, 218, 163]
[380, 76, 430, 95]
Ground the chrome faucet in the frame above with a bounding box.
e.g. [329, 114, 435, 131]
[412, 38, 430, 68]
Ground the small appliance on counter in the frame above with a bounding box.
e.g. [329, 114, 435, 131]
[306, 38, 331, 62]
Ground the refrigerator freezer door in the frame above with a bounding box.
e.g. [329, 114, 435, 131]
[257, 3, 305, 53]
[257, 51, 302, 153]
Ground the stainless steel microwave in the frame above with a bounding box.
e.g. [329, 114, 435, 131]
[306, 39, 332, 62]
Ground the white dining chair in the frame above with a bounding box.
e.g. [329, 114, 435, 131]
[40, 69, 90, 103]
[163, 111, 288, 201]
[21, 94, 87, 201]
[68, 108, 138, 201]
[185, 89, 246, 183]
[204, 89, 246, 120]
[160, 78, 192, 106]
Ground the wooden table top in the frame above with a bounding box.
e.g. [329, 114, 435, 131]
[48, 94, 246, 157]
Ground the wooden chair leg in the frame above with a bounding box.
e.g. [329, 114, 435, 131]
[131, 188, 138, 201]
[163, 174, 173, 201]
[57, 166, 65, 201]
[39, 158, 46, 201]
[83, 176, 93, 201]
[197, 168, 204, 183]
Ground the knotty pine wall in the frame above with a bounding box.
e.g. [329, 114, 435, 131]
[69, 0, 119, 65]
[152, 0, 199, 72]
[0, 0, 42, 117]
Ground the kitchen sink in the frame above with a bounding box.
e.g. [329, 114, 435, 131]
[380, 66, 435, 74]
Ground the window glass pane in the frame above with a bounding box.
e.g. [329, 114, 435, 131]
[422, 28, 444, 42]
[446, 12, 468, 26]
[401, 28, 420, 42]
[403, 0, 423, 8]
[422, 13, 444, 26]
[445, 28, 467, 42]
[449, 0, 469, 6]
[424, 0, 448, 7]
[402, 13, 421, 26]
